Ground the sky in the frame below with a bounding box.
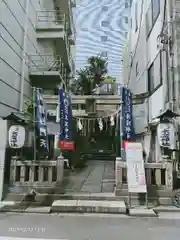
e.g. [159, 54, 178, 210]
[74, 0, 130, 83]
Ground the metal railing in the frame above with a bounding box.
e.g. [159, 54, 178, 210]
[36, 10, 66, 26]
[28, 54, 63, 73]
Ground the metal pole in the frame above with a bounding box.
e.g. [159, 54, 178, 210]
[145, 192, 148, 208]
[120, 87, 124, 160]
[115, 109, 119, 155]
[33, 87, 37, 161]
[20, 0, 29, 111]
[128, 192, 131, 208]
[166, 0, 175, 111]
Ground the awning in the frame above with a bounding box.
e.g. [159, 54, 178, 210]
[3, 112, 31, 125]
[156, 109, 180, 119]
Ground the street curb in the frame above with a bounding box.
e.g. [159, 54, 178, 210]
[0, 206, 51, 214]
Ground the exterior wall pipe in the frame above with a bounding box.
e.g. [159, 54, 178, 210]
[20, 0, 30, 111]
[167, 0, 176, 111]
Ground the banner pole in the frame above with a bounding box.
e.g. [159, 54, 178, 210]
[120, 86, 124, 160]
[33, 87, 37, 161]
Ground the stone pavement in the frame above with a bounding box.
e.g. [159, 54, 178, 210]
[64, 160, 115, 193]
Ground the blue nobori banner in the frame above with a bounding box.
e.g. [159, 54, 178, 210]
[58, 88, 74, 151]
[58, 88, 65, 141]
[121, 87, 135, 145]
[35, 88, 49, 152]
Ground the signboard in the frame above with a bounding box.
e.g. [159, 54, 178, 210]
[125, 142, 147, 193]
[58, 88, 74, 151]
[72, 109, 87, 116]
[59, 140, 74, 150]
[8, 125, 25, 149]
[157, 122, 175, 149]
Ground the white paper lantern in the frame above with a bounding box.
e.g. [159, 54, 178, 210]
[8, 125, 25, 148]
[157, 122, 175, 149]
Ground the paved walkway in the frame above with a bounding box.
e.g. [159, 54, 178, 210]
[64, 161, 115, 193]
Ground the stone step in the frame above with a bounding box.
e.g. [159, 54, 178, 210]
[51, 200, 126, 214]
[55, 193, 155, 207]
[55, 193, 122, 201]
[4, 193, 26, 202]
[5, 192, 173, 207]
[129, 207, 157, 217]
[116, 188, 174, 197]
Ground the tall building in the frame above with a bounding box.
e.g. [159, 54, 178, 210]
[122, 0, 180, 160]
[0, 0, 75, 118]
[0, 0, 76, 200]
[75, 0, 130, 82]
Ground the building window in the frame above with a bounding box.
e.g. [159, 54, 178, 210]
[101, 20, 109, 27]
[102, 6, 108, 11]
[130, 18, 132, 28]
[72, 104, 78, 109]
[80, 104, 86, 110]
[148, 51, 162, 93]
[152, 0, 160, 24]
[101, 35, 108, 42]
[125, 2, 128, 8]
[135, 2, 138, 31]
[148, 63, 154, 93]
[125, 32, 128, 38]
[146, 0, 160, 37]
[146, 4, 153, 37]
[136, 62, 139, 76]
[125, 16, 128, 24]
[101, 51, 108, 57]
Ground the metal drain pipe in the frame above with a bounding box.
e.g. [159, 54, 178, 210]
[19, 0, 30, 111]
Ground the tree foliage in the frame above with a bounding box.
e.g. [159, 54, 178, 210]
[71, 55, 108, 95]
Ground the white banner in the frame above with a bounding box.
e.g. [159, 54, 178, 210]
[125, 142, 147, 193]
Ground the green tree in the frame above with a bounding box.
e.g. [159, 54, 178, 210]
[71, 55, 108, 95]
[76, 68, 92, 95]
[87, 56, 107, 86]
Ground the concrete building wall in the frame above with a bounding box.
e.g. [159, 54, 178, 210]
[0, 0, 39, 117]
[122, 0, 167, 134]
[0, 0, 60, 118]
[122, 0, 170, 162]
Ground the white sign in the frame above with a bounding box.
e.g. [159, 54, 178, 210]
[72, 109, 87, 116]
[8, 125, 25, 148]
[157, 123, 175, 149]
[125, 142, 147, 193]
